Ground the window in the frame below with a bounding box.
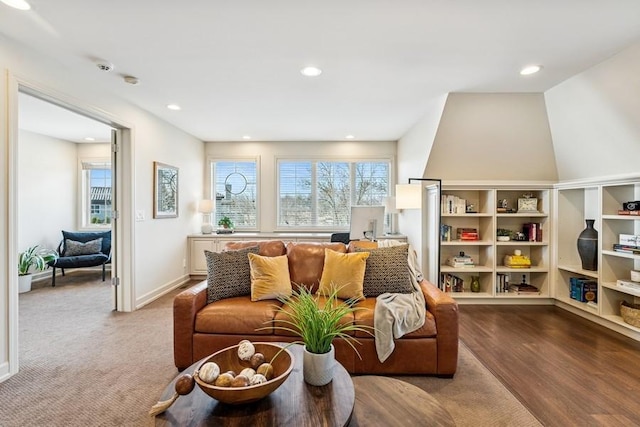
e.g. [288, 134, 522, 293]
[81, 161, 112, 227]
[211, 160, 258, 229]
[278, 160, 390, 228]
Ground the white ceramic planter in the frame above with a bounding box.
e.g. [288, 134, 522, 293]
[497, 236, 510, 242]
[18, 274, 33, 293]
[303, 344, 335, 386]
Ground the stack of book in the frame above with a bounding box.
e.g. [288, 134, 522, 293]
[508, 283, 539, 295]
[616, 279, 640, 293]
[618, 209, 640, 216]
[456, 228, 479, 241]
[446, 253, 475, 268]
[612, 244, 640, 255]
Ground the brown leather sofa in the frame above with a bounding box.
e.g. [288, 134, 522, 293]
[174, 240, 459, 376]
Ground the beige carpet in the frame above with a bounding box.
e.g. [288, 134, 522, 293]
[0, 271, 541, 426]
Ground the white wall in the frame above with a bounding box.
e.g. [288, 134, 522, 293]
[425, 93, 558, 182]
[396, 94, 448, 268]
[1, 35, 204, 379]
[205, 140, 396, 232]
[18, 130, 76, 253]
[545, 41, 640, 182]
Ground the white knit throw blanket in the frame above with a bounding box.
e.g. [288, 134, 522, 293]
[373, 240, 427, 363]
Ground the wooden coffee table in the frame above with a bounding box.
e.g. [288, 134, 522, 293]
[350, 376, 455, 426]
[155, 344, 354, 426]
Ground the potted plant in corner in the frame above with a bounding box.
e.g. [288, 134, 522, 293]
[18, 245, 57, 293]
[268, 285, 373, 386]
[217, 216, 234, 234]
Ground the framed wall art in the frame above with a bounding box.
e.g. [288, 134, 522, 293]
[153, 161, 179, 218]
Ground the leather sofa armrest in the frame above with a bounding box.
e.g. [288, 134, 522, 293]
[420, 279, 459, 376]
[174, 280, 208, 370]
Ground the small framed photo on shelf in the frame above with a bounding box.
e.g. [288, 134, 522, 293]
[153, 161, 179, 218]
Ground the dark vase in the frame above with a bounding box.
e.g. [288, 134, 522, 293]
[577, 219, 598, 271]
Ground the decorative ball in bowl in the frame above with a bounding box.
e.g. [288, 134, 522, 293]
[193, 342, 294, 405]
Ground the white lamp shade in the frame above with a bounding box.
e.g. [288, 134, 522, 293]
[395, 184, 422, 209]
[198, 199, 214, 213]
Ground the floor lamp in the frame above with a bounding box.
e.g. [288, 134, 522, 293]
[395, 178, 442, 286]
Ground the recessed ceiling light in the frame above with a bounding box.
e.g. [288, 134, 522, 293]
[520, 65, 542, 76]
[242, 135, 251, 140]
[166, 104, 181, 111]
[300, 66, 322, 77]
[345, 135, 355, 140]
[84, 137, 96, 142]
[0, 0, 31, 10]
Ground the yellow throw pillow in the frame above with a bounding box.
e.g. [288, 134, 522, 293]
[248, 253, 292, 301]
[318, 249, 369, 300]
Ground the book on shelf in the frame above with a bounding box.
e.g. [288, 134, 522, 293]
[618, 209, 640, 216]
[441, 194, 467, 214]
[522, 222, 543, 242]
[570, 277, 597, 303]
[456, 227, 479, 241]
[619, 234, 640, 246]
[440, 273, 464, 292]
[612, 244, 640, 255]
[496, 273, 510, 293]
[616, 279, 640, 293]
[508, 284, 540, 294]
[441, 224, 453, 242]
[446, 253, 475, 268]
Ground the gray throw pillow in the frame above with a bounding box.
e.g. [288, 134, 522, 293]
[355, 244, 414, 297]
[205, 246, 259, 303]
[64, 238, 103, 256]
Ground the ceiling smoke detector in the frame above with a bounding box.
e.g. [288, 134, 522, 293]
[95, 61, 114, 72]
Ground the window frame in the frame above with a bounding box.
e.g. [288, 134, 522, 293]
[275, 156, 394, 232]
[79, 157, 112, 230]
[207, 156, 260, 231]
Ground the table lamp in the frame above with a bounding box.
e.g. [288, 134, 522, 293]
[198, 199, 214, 234]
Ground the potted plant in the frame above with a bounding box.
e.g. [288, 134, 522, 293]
[218, 216, 234, 229]
[497, 228, 512, 242]
[269, 285, 373, 386]
[18, 245, 57, 293]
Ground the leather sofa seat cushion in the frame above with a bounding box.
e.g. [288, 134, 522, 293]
[273, 295, 356, 337]
[352, 297, 437, 339]
[195, 296, 282, 335]
[286, 242, 347, 293]
[225, 240, 286, 257]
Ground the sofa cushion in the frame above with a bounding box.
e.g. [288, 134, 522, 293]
[287, 242, 347, 293]
[318, 249, 369, 300]
[352, 298, 437, 338]
[64, 238, 103, 256]
[205, 246, 259, 303]
[195, 295, 280, 335]
[355, 244, 414, 297]
[248, 253, 292, 301]
[273, 295, 356, 337]
[52, 253, 109, 268]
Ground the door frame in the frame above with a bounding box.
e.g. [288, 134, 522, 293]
[4, 71, 136, 379]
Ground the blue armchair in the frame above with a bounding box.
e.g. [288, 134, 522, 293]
[48, 230, 111, 286]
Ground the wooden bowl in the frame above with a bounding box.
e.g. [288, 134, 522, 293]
[193, 342, 294, 405]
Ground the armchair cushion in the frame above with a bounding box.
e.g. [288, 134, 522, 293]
[64, 238, 103, 256]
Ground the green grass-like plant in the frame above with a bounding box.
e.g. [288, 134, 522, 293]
[18, 245, 57, 276]
[268, 284, 374, 357]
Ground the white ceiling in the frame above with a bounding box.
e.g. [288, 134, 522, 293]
[4, 1, 640, 142]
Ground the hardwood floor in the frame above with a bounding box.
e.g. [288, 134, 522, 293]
[459, 305, 640, 426]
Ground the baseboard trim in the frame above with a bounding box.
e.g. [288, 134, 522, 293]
[0, 361, 10, 383]
[135, 275, 191, 310]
